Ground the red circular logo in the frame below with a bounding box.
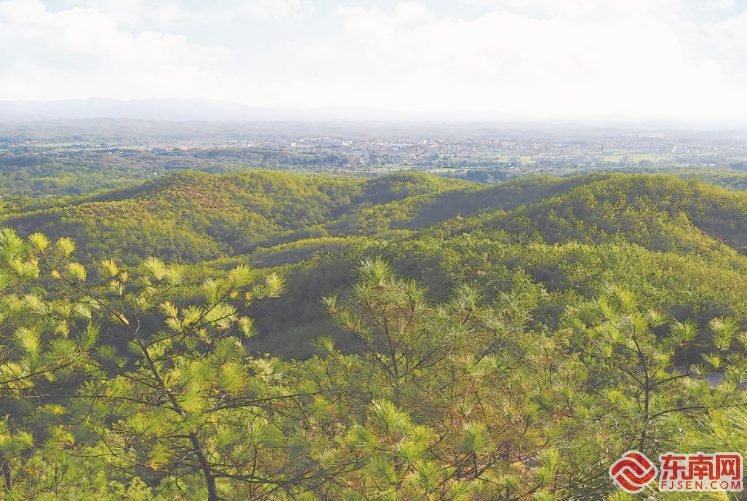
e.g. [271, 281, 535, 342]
[610, 451, 658, 493]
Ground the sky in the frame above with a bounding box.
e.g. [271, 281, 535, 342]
[2, 0, 747, 120]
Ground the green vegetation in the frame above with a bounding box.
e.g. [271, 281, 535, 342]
[3, 169, 747, 499]
[0, 148, 364, 200]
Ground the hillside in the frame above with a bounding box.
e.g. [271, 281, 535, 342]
[1, 170, 465, 262]
[32, 170, 736, 357]
[13, 170, 747, 262]
[5, 168, 747, 500]
[6, 169, 747, 357]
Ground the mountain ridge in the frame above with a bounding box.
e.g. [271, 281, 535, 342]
[5, 169, 747, 266]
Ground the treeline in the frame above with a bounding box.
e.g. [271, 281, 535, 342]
[6, 146, 747, 201]
[0, 148, 361, 199]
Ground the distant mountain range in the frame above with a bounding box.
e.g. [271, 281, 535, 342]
[3, 99, 745, 131]
[0, 99, 460, 122]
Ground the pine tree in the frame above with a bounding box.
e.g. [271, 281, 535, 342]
[0, 230, 92, 493]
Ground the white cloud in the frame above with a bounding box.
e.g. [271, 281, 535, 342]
[236, 0, 302, 19]
[701, 0, 736, 12]
[709, 9, 747, 49]
[57, 0, 304, 29]
[1, 0, 747, 120]
[0, 0, 232, 100]
[458, 0, 683, 20]
[294, 2, 744, 119]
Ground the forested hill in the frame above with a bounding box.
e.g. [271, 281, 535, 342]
[244, 172, 747, 355]
[7, 168, 747, 500]
[0, 170, 466, 262]
[5, 169, 747, 356]
[3, 170, 747, 262]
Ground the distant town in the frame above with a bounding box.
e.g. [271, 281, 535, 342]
[1, 122, 746, 181]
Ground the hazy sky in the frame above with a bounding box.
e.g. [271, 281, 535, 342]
[2, 0, 747, 120]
